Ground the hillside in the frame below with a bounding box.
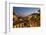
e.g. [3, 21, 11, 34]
[13, 12, 40, 28]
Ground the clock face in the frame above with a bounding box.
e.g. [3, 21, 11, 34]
[13, 7, 40, 28]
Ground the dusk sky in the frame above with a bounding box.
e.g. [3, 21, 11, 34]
[13, 7, 40, 17]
